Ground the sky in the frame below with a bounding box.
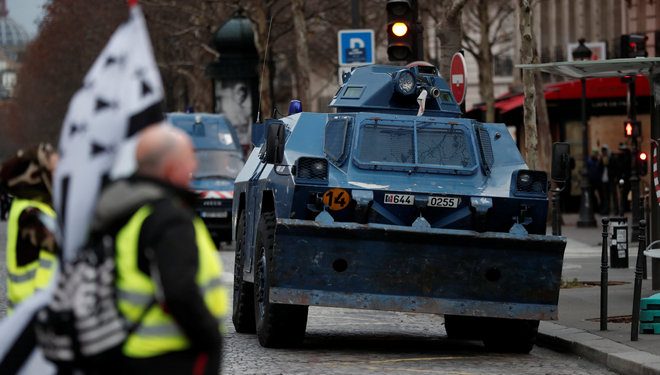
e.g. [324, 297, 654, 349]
[6, 0, 48, 38]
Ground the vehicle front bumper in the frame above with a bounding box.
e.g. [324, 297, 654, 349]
[269, 219, 566, 320]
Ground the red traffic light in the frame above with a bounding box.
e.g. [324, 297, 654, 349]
[625, 122, 633, 137]
[639, 152, 648, 161]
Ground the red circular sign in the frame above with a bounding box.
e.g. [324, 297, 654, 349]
[450, 53, 467, 105]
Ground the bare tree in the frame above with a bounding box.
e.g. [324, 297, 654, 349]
[141, 0, 235, 112]
[518, 0, 538, 169]
[10, 0, 127, 147]
[291, 0, 311, 106]
[432, 0, 469, 80]
[462, 0, 514, 123]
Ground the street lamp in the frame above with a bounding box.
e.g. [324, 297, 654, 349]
[573, 39, 597, 227]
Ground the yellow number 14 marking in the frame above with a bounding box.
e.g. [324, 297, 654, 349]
[322, 188, 350, 211]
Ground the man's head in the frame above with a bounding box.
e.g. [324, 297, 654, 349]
[136, 124, 197, 188]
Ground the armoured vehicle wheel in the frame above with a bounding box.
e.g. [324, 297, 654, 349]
[254, 211, 308, 348]
[232, 211, 256, 333]
[443, 315, 487, 340]
[482, 318, 539, 354]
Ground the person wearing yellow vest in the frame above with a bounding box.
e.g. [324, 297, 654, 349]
[90, 125, 226, 375]
[0, 143, 59, 315]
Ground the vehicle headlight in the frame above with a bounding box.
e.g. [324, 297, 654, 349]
[393, 69, 416, 96]
[295, 157, 328, 183]
[514, 170, 547, 196]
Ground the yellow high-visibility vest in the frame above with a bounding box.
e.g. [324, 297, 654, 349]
[115, 205, 227, 358]
[6, 198, 57, 313]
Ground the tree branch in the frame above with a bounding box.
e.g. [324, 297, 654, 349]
[448, 0, 469, 19]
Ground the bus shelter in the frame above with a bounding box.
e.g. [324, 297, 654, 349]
[518, 57, 660, 289]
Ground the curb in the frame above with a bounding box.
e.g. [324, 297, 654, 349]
[536, 322, 660, 375]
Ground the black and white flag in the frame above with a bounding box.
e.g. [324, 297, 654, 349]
[0, 3, 163, 372]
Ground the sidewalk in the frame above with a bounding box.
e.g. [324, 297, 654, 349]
[537, 213, 660, 375]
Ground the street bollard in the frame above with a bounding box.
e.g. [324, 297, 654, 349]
[632, 219, 647, 341]
[601, 217, 609, 331]
[552, 187, 561, 236]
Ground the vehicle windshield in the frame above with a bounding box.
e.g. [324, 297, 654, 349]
[194, 150, 244, 179]
[354, 120, 476, 173]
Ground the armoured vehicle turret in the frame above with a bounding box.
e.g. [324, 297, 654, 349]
[231, 63, 568, 353]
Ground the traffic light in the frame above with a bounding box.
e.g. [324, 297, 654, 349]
[624, 120, 641, 138]
[620, 34, 648, 58]
[386, 0, 417, 61]
[637, 151, 648, 176]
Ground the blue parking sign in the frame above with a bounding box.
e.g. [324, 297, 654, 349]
[338, 29, 375, 66]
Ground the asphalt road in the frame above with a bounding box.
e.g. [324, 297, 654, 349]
[0, 221, 616, 374]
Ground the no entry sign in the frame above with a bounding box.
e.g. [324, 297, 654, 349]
[450, 52, 467, 105]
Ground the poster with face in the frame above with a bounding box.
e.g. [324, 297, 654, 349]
[215, 78, 252, 147]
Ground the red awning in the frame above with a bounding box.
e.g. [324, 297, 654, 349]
[472, 76, 651, 115]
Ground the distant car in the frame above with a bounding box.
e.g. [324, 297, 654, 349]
[168, 112, 245, 246]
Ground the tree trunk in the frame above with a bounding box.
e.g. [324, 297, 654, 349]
[437, 0, 468, 80]
[248, 2, 273, 121]
[518, 0, 538, 170]
[534, 64, 551, 173]
[291, 0, 311, 107]
[477, 0, 495, 123]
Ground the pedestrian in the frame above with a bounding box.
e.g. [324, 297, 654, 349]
[0, 143, 58, 314]
[587, 148, 601, 212]
[598, 145, 614, 215]
[90, 125, 226, 374]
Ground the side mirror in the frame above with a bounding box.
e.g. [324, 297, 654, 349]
[261, 121, 286, 165]
[551, 142, 571, 182]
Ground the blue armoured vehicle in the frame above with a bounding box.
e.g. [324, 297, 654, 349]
[168, 113, 244, 245]
[231, 63, 568, 352]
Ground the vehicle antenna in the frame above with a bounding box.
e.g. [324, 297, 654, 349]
[256, 15, 273, 124]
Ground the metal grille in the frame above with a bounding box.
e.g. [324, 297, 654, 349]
[417, 128, 474, 167]
[324, 118, 349, 163]
[516, 171, 547, 194]
[475, 124, 494, 175]
[358, 124, 414, 164]
[296, 158, 328, 181]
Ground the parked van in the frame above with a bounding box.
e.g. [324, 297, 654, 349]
[168, 112, 244, 246]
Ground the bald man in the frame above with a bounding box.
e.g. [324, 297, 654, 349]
[91, 124, 226, 375]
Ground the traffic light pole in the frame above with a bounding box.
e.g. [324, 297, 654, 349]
[578, 78, 597, 227]
[351, 0, 360, 28]
[626, 76, 641, 240]
[651, 68, 660, 290]
[415, 20, 424, 61]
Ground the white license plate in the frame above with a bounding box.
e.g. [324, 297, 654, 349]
[384, 193, 414, 205]
[427, 196, 461, 208]
[200, 211, 228, 218]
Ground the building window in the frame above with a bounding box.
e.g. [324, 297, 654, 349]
[493, 54, 513, 77]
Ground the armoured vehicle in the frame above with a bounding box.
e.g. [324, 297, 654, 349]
[168, 113, 244, 245]
[231, 63, 568, 352]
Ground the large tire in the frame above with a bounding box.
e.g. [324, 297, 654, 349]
[254, 211, 308, 348]
[444, 315, 487, 340]
[232, 211, 256, 333]
[482, 318, 539, 354]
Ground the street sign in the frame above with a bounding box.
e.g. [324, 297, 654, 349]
[338, 29, 375, 66]
[450, 52, 467, 105]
